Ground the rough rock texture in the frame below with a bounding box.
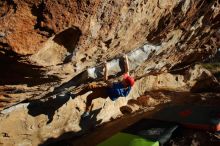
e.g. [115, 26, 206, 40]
[0, 65, 219, 146]
[0, 0, 220, 145]
[1, 0, 220, 110]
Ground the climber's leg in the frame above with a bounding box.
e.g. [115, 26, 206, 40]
[82, 87, 108, 117]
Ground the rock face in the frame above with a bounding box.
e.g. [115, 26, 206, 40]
[0, 64, 219, 146]
[1, 0, 220, 109]
[0, 0, 220, 145]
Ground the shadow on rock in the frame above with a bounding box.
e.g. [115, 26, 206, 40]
[53, 27, 81, 53]
[79, 108, 102, 132]
[54, 27, 82, 64]
[39, 108, 102, 146]
[27, 93, 71, 124]
[0, 48, 61, 86]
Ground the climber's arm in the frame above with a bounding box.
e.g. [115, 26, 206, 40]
[104, 61, 108, 81]
[124, 54, 130, 76]
[104, 61, 113, 87]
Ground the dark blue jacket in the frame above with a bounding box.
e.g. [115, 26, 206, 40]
[107, 83, 131, 101]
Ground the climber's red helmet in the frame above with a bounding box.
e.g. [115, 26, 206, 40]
[123, 73, 135, 87]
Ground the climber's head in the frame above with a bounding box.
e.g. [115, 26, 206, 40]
[122, 73, 135, 87]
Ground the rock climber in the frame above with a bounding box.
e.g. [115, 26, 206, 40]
[80, 54, 135, 117]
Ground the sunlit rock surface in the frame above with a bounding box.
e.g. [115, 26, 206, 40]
[0, 0, 220, 145]
[0, 64, 219, 146]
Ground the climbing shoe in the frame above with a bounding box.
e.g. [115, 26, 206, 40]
[81, 111, 90, 118]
